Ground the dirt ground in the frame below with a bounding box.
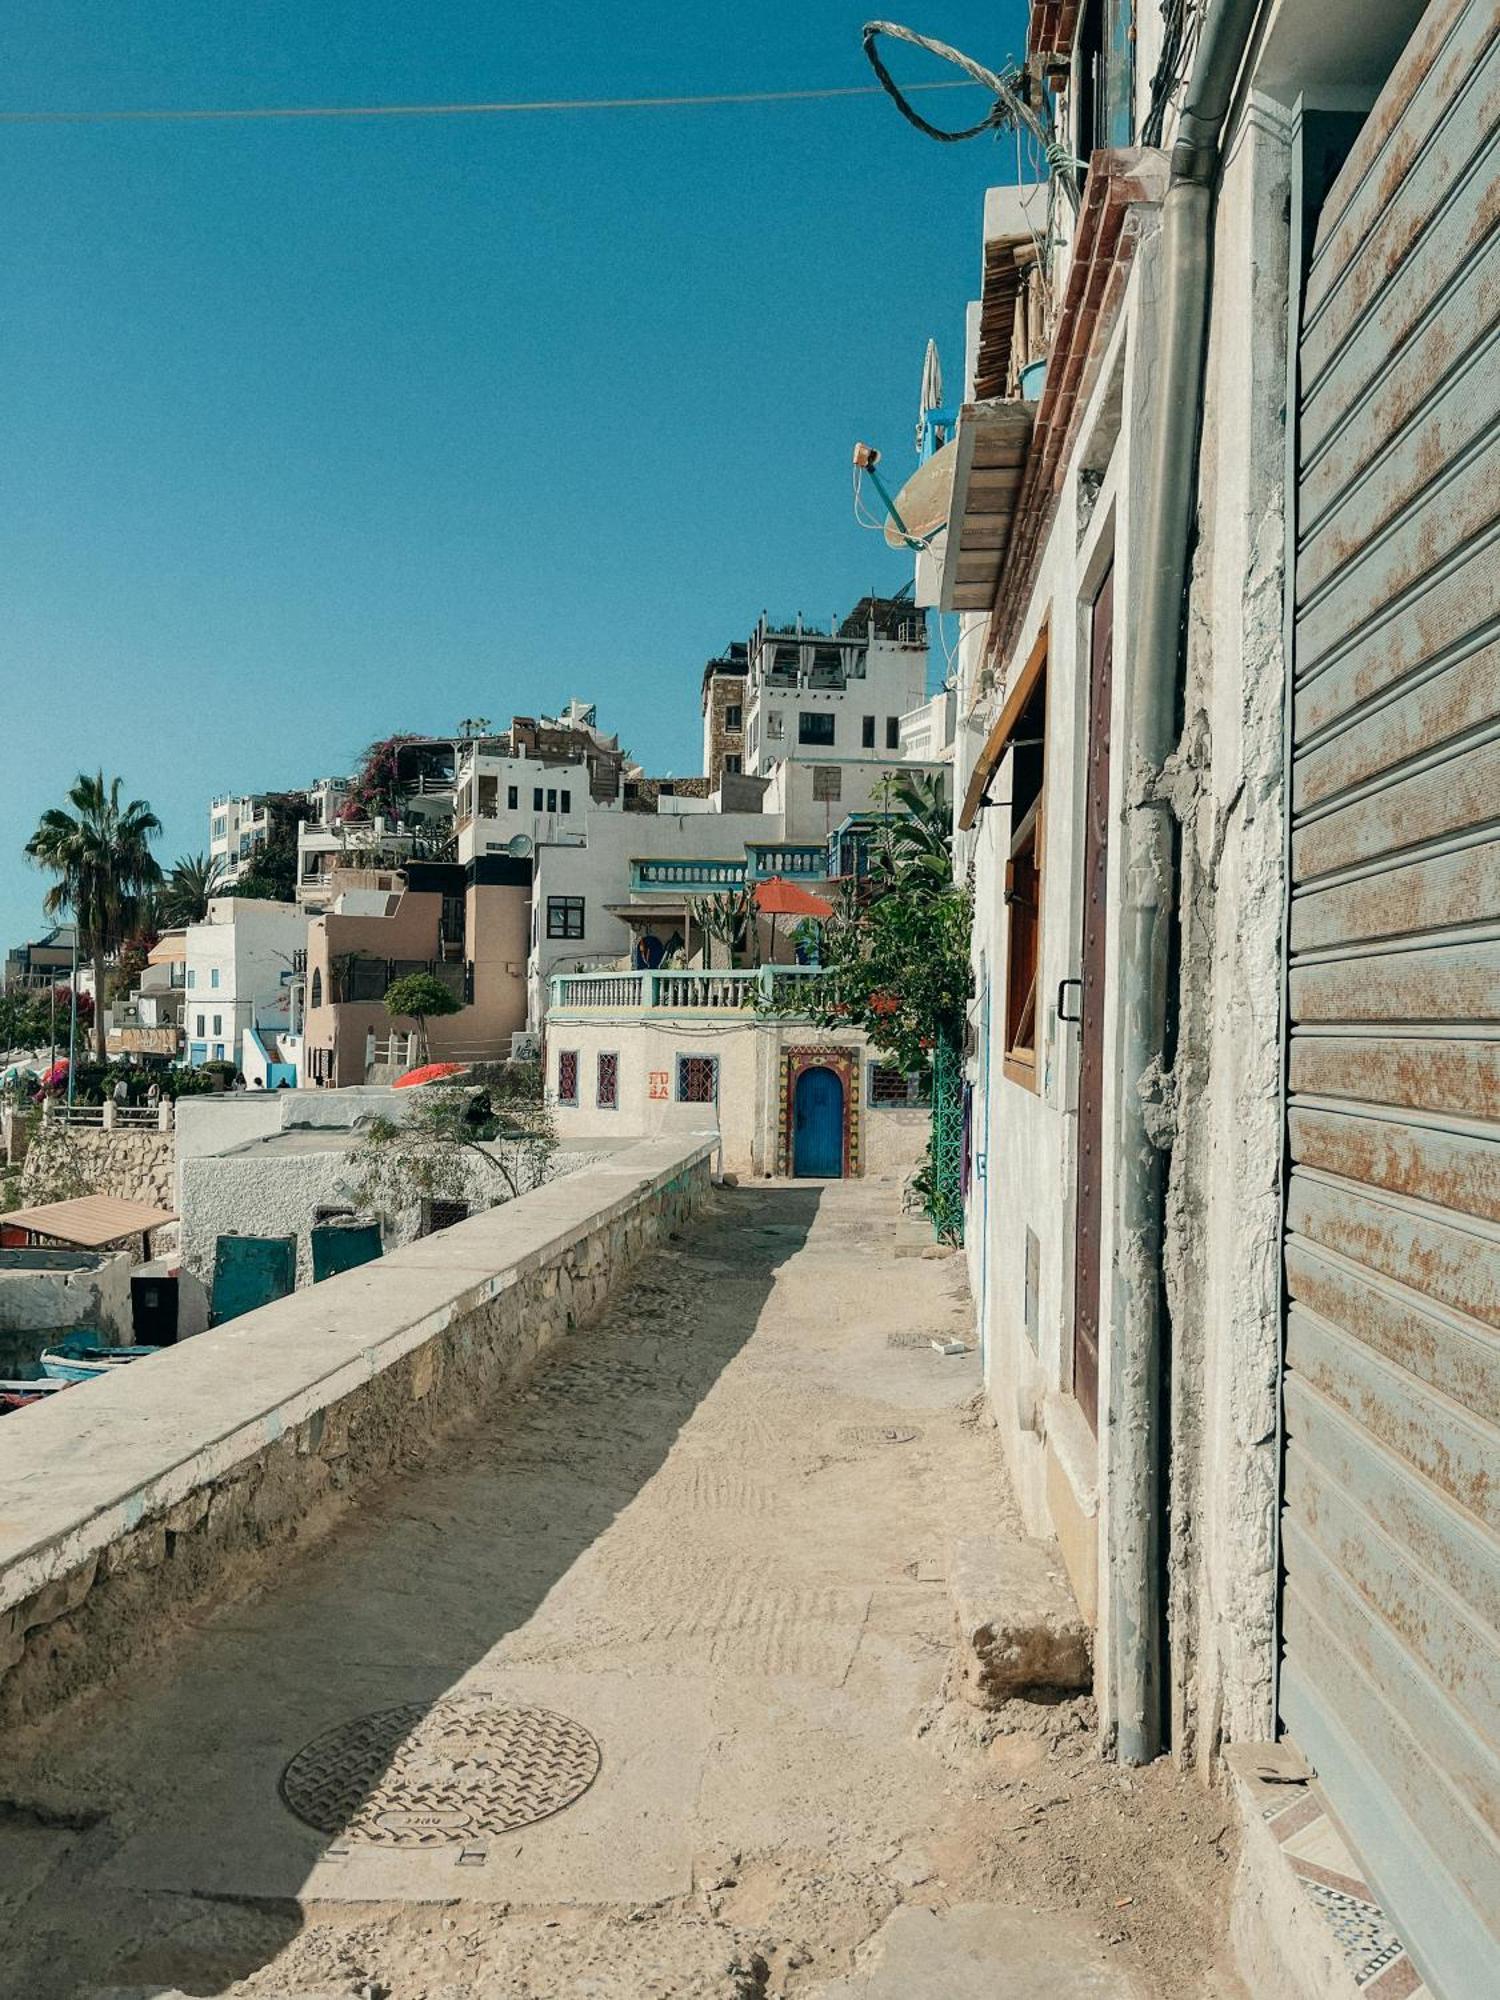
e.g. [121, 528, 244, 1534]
[1, 1181, 1241, 1999]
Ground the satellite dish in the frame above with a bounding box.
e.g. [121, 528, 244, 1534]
[506, 834, 534, 858]
[883, 436, 958, 549]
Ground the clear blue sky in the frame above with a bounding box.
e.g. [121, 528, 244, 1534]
[1, 2, 1026, 947]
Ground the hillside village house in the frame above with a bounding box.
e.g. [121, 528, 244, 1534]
[904, 0, 1498, 1989]
[298, 858, 530, 1086]
[700, 643, 748, 787]
[178, 897, 305, 1075]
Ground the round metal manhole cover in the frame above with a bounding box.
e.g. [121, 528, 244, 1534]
[839, 1423, 922, 1447]
[279, 1698, 601, 1847]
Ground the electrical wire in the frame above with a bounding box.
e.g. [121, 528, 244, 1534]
[861, 20, 1080, 214]
[0, 77, 983, 127]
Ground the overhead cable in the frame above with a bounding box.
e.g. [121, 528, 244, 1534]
[0, 78, 981, 127]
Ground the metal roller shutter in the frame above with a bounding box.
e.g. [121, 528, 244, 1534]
[1280, 2, 1500, 1992]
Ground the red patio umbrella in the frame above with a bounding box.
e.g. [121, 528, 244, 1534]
[753, 877, 834, 920]
[754, 877, 833, 966]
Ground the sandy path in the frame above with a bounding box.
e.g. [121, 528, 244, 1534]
[1, 1181, 1236, 1999]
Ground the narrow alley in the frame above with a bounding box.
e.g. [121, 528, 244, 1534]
[3, 1185, 1237, 1999]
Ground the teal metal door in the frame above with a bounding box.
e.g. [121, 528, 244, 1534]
[793, 1066, 844, 1177]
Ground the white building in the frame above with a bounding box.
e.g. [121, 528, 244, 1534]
[181, 897, 308, 1073]
[525, 793, 794, 1028]
[741, 598, 930, 778]
[545, 969, 930, 1184]
[907, 0, 1497, 1990]
[208, 794, 273, 888]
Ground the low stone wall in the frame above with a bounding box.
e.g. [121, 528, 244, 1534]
[0, 1136, 713, 1729]
[19, 1122, 176, 1217]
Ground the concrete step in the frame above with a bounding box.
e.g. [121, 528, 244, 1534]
[952, 1534, 1092, 1705]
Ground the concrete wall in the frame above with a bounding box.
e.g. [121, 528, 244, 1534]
[0, 1248, 134, 1365]
[0, 1136, 713, 1729]
[1161, 99, 1293, 1767]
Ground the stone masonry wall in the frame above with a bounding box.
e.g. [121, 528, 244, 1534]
[19, 1124, 176, 1217]
[0, 1143, 711, 1729]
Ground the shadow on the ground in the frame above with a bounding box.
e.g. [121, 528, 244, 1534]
[5, 1183, 821, 1999]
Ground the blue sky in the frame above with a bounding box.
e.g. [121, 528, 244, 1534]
[1, 2, 1026, 947]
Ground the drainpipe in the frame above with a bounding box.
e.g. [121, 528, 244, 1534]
[1111, 0, 1261, 1766]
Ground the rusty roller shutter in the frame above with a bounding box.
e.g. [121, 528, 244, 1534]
[1279, 2, 1500, 1993]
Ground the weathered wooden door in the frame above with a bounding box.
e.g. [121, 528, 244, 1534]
[1278, 6, 1499, 1991]
[1072, 562, 1114, 1430]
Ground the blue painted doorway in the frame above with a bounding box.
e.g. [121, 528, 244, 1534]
[793, 1065, 844, 1178]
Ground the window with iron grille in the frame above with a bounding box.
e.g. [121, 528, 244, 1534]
[868, 1063, 933, 1108]
[597, 1051, 618, 1109]
[677, 1054, 718, 1103]
[799, 711, 836, 746]
[557, 1049, 579, 1105]
[547, 895, 585, 940]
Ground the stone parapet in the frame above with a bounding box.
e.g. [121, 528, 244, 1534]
[0, 1136, 714, 1728]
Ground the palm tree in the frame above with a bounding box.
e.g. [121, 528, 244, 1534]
[26, 773, 163, 1061]
[161, 851, 225, 925]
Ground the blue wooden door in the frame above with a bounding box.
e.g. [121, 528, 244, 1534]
[793, 1066, 844, 1178]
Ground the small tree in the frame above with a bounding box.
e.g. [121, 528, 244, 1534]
[349, 1071, 557, 1233]
[382, 969, 463, 1063]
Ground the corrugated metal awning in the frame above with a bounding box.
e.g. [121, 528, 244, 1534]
[938, 399, 1036, 614]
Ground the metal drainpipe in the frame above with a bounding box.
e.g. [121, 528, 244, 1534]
[1110, 0, 1262, 1767]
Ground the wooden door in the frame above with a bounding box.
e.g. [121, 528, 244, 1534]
[1072, 563, 1114, 1430]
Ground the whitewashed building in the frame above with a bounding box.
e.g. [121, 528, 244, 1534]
[907, 0, 1498, 1989]
[181, 897, 307, 1074]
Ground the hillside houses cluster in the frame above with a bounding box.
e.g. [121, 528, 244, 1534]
[47, 595, 948, 1178]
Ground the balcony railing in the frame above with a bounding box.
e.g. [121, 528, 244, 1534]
[743, 843, 827, 881]
[630, 857, 746, 893]
[549, 965, 822, 1014]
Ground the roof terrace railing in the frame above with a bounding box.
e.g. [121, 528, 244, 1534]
[549, 964, 822, 1015]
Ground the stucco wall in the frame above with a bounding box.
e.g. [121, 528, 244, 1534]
[1164, 104, 1292, 1766]
[0, 1137, 713, 1729]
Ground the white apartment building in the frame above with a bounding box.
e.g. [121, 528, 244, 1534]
[741, 597, 930, 778]
[181, 897, 308, 1071]
[208, 795, 273, 887]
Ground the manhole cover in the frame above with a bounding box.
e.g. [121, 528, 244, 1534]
[280, 1698, 601, 1847]
[839, 1423, 921, 1447]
